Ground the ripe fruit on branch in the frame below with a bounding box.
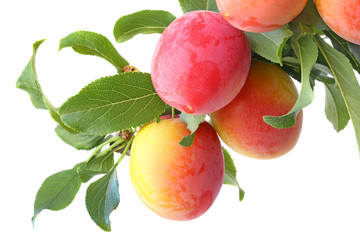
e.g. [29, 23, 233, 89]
[216, 0, 308, 33]
[129, 117, 224, 220]
[210, 60, 303, 159]
[151, 10, 251, 115]
[315, 0, 360, 45]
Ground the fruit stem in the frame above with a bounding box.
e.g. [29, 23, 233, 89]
[115, 134, 135, 167]
[172, 107, 175, 119]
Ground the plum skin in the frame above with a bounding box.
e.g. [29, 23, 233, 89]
[210, 60, 303, 159]
[315, 0, 360, 45]
[216, 0, 308, 33]
[151, 10, 251, 115]
[129, 118, 224, 220]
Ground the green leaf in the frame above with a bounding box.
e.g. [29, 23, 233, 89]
[316, 75, 336, 85]
[314, 35, 360, 155]
[32, 164, 83, 225]
[16, 39, 47, 109]
[114, 10, 176, 43]
[282, 56, 332, 77]
[292, 0, 328, 31]
[55, 125, 105, 150]
[77, 166, 98, 183]
[324, 83, 350, 132]
[264, 34, 318, 128]
[59, 72, 166, 135]
[87, 151, 115, 173]
[180, 113, 206, 132]
[178, 0, 219, 13]
[280, 64, 302, 83]
[222, 147, 245, 201]
[179, 113, 206, 147]
[59, 31, 129, 73]
[324, 30, 360, 74]
[45, 98, 77, 133]
[86, 167, 119, 231]
[289, 21, 317, 39]
[281, 59, 328, 85]
[245, 26, 293, 65]
[77, 152, 115, 183]
[16, 39, 77, 133]
[348, 42, 360, 63]
[179, 132, 196, 147]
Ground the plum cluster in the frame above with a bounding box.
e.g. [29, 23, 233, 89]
[130, 0, 359, 221]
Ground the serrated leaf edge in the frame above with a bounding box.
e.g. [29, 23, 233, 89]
[58, 72, 166, 135]
[32, 167, 82, 226]
[263, 34, 317, 129]
[85, 167, 119, 231]
[59, 30, 128, 72]
[114, 9, 176, 43]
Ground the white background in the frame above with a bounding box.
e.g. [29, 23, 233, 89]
[2, 0, 360, 239]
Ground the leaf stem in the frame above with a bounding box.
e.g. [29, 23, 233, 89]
[113, 142, 127, 152]
[86, 135, 122, 162]
[115, 134, 135, 167]
[96, 138, 126, 158]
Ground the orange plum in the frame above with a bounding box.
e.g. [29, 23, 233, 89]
[315, 0, 360, 44]
[210, 60, 303, 159]
[216, 0, 308, 32]
[129, 118, 224, 220]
